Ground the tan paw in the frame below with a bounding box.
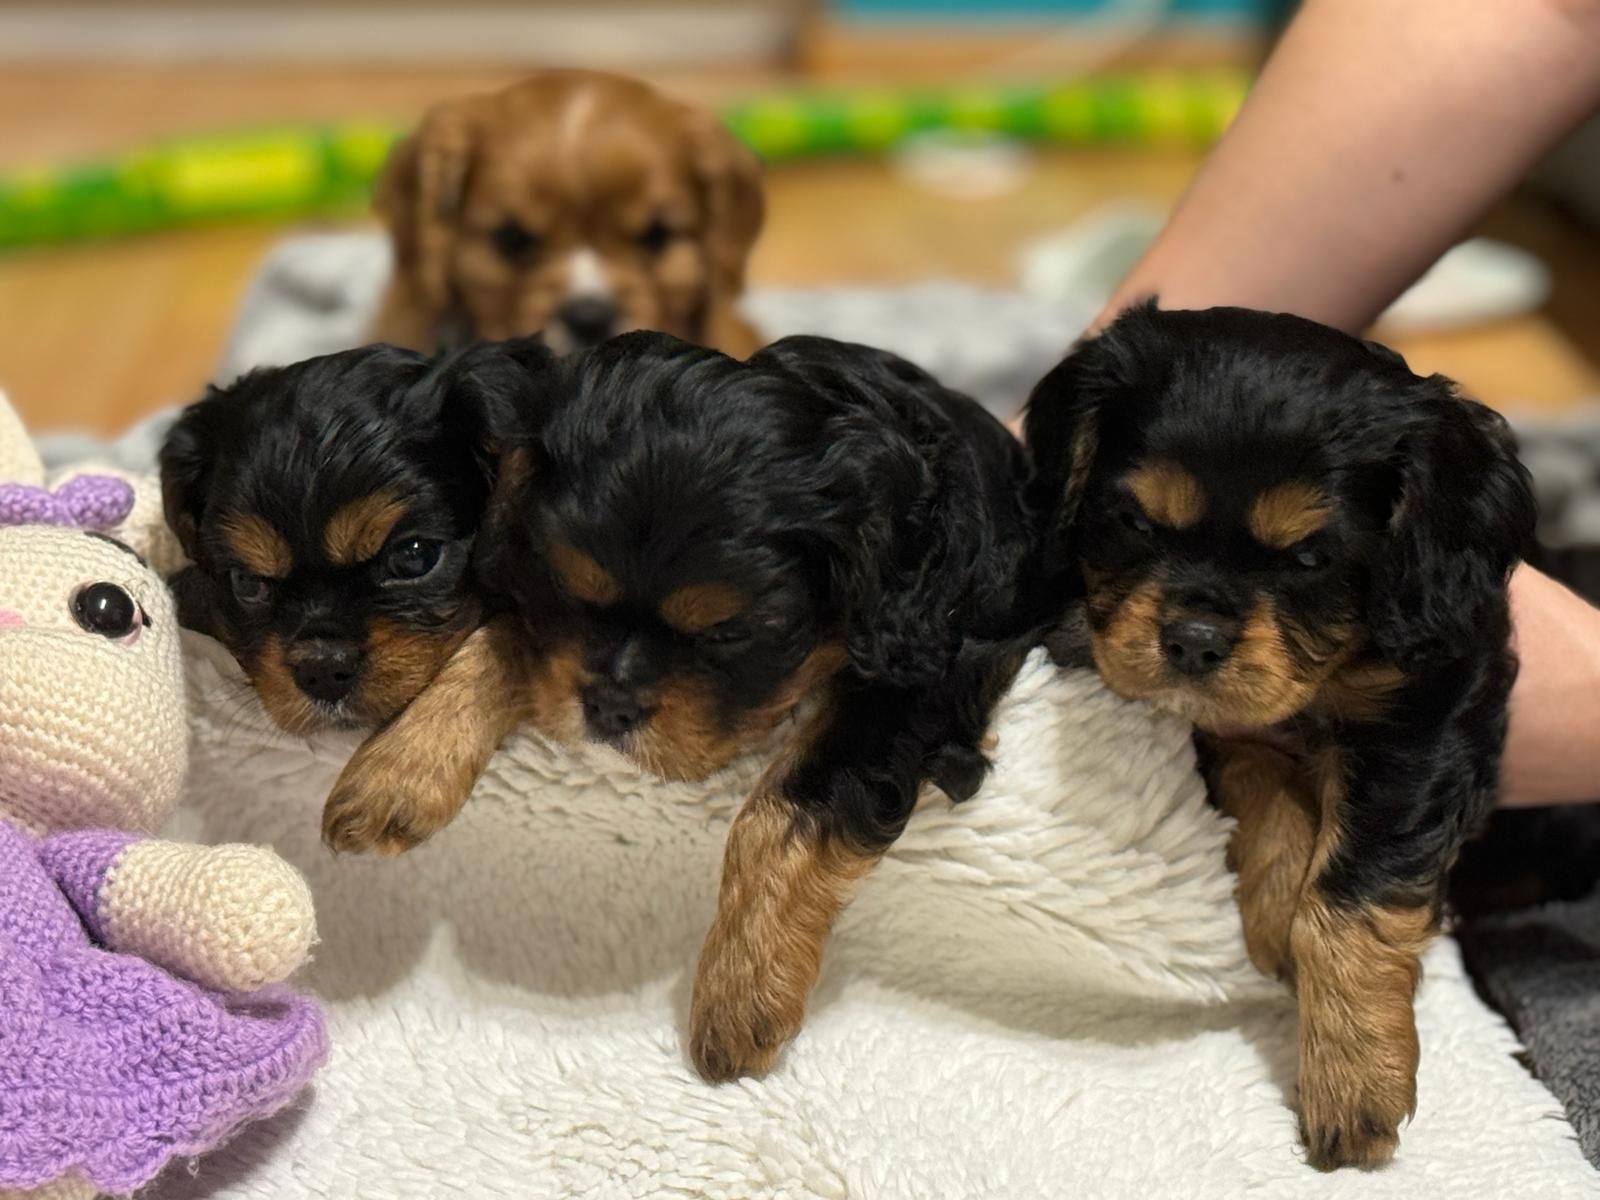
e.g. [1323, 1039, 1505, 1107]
[321, 749, 456, 856]
[1297, 1059, 1414, 1171]
[688, 961, 803, 1083]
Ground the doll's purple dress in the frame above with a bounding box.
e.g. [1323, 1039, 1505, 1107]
[0, 819, 328, 1195]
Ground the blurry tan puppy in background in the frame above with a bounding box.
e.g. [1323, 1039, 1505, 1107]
[372, 70, 765, 357]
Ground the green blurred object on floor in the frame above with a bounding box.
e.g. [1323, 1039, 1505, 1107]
[0, 71, 1249, 252]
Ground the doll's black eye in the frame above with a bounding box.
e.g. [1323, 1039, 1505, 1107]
[385, 537, 444, 581]
[491, 220, 541, 264]
[637, 219, 672, 255]
[72, 582, 143, 639]
[229, 568, 271, 607]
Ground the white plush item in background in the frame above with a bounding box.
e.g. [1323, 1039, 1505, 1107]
[156, 634, 1594, 1199]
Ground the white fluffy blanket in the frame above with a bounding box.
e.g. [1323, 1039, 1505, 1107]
[153, 635, 1593, 1199]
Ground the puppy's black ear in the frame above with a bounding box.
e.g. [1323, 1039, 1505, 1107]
[404, 337, 554, 487]
[404, 337, 557, 598]
[1023, 300, 1164, 572]
[158, 393, 221, 562]
[767, 339, 971, 687]
[1368, 379, 1537, 668]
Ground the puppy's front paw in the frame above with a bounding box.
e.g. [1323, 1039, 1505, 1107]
[689, 955, 804, 1083]
[322, 741, 458, 856]
[1297, 1052, 1415, 1170]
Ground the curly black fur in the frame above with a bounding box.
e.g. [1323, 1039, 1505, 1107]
[478, 330, 1047, 850]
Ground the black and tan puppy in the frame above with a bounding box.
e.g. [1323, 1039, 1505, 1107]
[324, 331, 1047, 1077]
[1025, 303, 1537, 1170]
[160, 342, 531, 735]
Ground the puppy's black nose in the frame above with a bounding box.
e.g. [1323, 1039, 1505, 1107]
[1161, 618, 1237, 678]
[582, 681, 650, 740]
[290, 640, 365, 705]
[557, 297, 618, 347]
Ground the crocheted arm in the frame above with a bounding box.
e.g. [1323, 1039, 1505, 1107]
[38, 831, 317, 992]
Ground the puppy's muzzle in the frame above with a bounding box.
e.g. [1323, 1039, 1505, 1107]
[288, 638, 366, 705]
[1161, 616, 1238, 678]
[581, 679, 653, 741]
[556, 297, 619, 349]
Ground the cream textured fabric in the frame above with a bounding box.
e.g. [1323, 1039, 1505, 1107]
[0, 1175, 95, 1200]
[0, 522, 187, 838]
[101, 840, 317, 993]
[161, 633, 1597, 1200]
[0, 389, 325, 1200]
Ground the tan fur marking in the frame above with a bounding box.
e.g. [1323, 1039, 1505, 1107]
[1249, 482, 1333, 550]
[630, 641, 848, 783]
[246, 635, 319, 735]
[324, 492, 411, 566]
[1212, 742, 1435, 1167]
[1292, 893, 1432, 1170]
[358, 614, 476, 724]
[522, 639, 590, 745]
[1293, 755, 1434, 1169]
[1207, 596, 1321, 728]
[1210, 738, 1317, 981]
[220, 512, 291, 579]
[660, 583, 747, 634]
[548, 540, 622, 607]
[690, 757, 879, 1082]
[1088, 579, 1168, 702]
[1126, 458, 1205, 529]
[323, 617, 530, 855]
[1314, 659, 1408, 724]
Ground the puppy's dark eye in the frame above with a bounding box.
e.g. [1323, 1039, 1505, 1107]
[1290, 543, 1329, 570]
[491, 220, 541, 264]
[698, 620, 752, 648]
[385, 537, 444, 581]
[637, 219, 672, 255]
[72, 582, 144, 641]
[1120, 508, 1154, 536]
[229, 568, 271, 608]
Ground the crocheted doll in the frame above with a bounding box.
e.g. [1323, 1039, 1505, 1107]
[0, 391, 328, 1200]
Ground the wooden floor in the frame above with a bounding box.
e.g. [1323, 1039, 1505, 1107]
[2, 63, 1598, 434]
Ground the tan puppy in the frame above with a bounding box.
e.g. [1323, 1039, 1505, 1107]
[372, 70, 765, 357]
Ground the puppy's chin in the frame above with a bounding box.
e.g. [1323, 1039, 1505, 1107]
[523, 642, 842, 782]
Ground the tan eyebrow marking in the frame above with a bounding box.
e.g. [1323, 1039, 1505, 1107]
[219, 511, 291, 579]
[660, 583, 747, 634]
[1248, 482, 1333, 550]
[324, 491, 412, 566]
[1125, 458, 1206, 530]
[547, 539, 622, 606]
